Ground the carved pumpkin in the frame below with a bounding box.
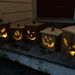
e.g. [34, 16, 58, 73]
[24, 25, 39, 44]
[10, 24, 24, 42]
[0, 28, 8, 38]
[24, 23, 46, 44]
[0, 22, 10, 43]
[42, 35, 55, 49]
[62, 26, 75, 57]
[63, 37, 75, 56]
[13, 30, 22, 41]
[26, 29, 36, 41]
[40, 27, 62, 52]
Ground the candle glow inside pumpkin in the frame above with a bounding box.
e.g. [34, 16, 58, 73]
[0, 28, 8, 38]
[26, 30, 36, 41]
[42, 35, 55, 48]
[13, 30, 22, 41]
[63, 38, 75, 56]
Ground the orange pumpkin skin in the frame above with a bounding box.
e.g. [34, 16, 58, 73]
[12, 30, 22, 41]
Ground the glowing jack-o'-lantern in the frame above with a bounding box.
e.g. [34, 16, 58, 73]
[62, 26, 75, 57]
[26, 30, 36, 41]
[24, 23, 46, 44]
[0, 23, 10, 42]
[10, 24, 24, 42]
[24, 26, 39, 44]
[40, 27, 62, 52]
[42, 36, 55, 48]
[0, 28, 8, 38]
[13, 30, 22, 41]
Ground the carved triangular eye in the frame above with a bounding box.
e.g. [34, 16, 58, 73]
[69, 51, 75, 56]
[63, 38, 68, 46]
[44, 36, 49, 42]
[1, 28, 5, 33]
[44, 36, 47, 39]
[27, 30, 30, 34]
[15, 30, 20, 36]
[49, 37, 52, 41]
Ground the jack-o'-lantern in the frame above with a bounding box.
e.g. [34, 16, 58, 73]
[62, 26, 75, 57]
[42, 35, 55, 49]
[23, 23, 47, 44]
[40, 27, 62, 52]
[10, 24, 24, 42]
[13, 30, 22, 41]
[0, 22, 10, 43]
[26, 29, 36, 41]
[0, 28, 8, 38]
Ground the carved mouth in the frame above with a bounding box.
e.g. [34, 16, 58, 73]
[2, 33, 8, 38]
[42, 37, 54, 48]
[13, 30, 22, 40]
[27, 35, 36, 41]
[69, 51, 75, 56]
[13, 34, 22, 40]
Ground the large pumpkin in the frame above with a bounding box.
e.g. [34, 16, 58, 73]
[40, 27, 62, 52]
[62, 26, 75, 57]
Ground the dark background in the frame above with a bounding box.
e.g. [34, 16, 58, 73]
[37, 0, 75, 18]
